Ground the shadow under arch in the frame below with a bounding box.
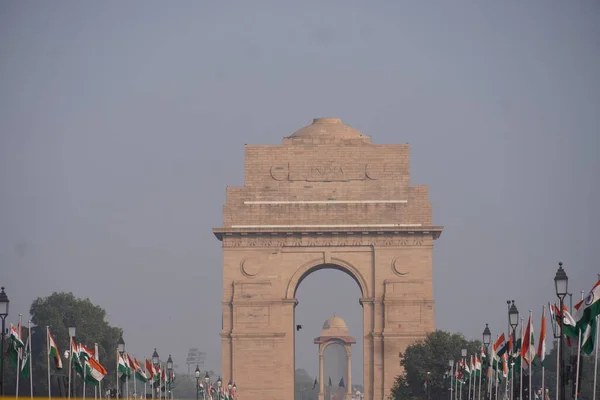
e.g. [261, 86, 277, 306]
[285, 258, 369, 300]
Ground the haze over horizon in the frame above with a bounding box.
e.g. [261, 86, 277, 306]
[1, 1, 599, 384]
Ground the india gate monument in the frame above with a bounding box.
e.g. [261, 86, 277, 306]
[213, 117, 443, 400]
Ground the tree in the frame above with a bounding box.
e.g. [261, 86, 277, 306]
[295, 368, 318, 400]
[390, 330, 481, 400]
[4, 292, 123, 396]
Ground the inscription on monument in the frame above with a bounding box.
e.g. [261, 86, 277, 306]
[270, 163, 389, 181]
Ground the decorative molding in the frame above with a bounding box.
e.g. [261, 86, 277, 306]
[222, 232, 433, 248]
[243, 200, 408, 205]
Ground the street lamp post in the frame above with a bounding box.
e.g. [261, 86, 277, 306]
[0, 287, 9, 396]
[117, 335, 125, 399]
[555, 262, 568, 400]
[68, 323, 76, 400]
[461, 348, 467, 400]
[166, 355, 173, 400]
[203, 372, 210, 400]
[508, 301, 519, 400]
[449, 360, 454, 400]
[216, 376, 222, 400]
[482, 324, 491, 400]
[152, 349, 159, 400]
[195, 366, 201, 400]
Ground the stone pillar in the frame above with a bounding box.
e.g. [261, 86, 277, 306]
[318, 350, 325, 400]
[346, 346, 352, 400]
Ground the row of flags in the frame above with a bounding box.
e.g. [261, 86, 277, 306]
[5, 323, 240, 399]
[310, 376, 346, 389]
[450, 277, 600, 399]
[7, 325, 107, 386]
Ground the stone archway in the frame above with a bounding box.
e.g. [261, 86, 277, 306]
[213, 117, 443, 400]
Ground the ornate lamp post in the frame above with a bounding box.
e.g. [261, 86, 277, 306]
[195, 365, 201, 400]
[554, 262, 568, 400]
[166, 355, 173, 400]
[216, 376, 222, 400]
[152, 349, 160, 399]
[508, 301, 519, 400]
[0, 287, 9, 395]
[68, 322, 76, 400]
[448, 360, 454, 400]
[482, 324, 491, 400]
[461, 348, 467, 400]
[117, 335, 125, 399]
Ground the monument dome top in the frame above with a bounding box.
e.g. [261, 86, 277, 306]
[288, 118, 369, 139]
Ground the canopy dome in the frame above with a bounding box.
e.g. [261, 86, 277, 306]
[320, 315, 349, 337]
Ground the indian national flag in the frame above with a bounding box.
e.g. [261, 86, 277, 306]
[21, 333, 31, 379]
[521, 315, 535, 369]
[118, 352, 128, 378]
[71, 338, 84, 377]
[145, 359, 155, 381]
[562, 304, 579, 345]
[85, 357, 107, 386]
[536, 307, 546, 366]
[9, 324, 24, 347]
[134, 358, 148, 383]
[502, 353, 508, 379]
[493, 334, 507, 359]
[78, 344, 95, 360]
[475, 356, 482, 376]
[576, 280, 600, 329]
[47, 328, 63, 369]
[582, 317, 597, 355]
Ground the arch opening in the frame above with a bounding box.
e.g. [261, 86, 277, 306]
[293, 266, 363, 399]
[287, 261, 369, 301]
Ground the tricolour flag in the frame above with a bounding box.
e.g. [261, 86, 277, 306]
[493, 334, 507, 359]
[117, 352, 128, 378]
[9, 324, 24, 348]
[134, 358, 148, 383]
[521, 315, 535, 369]
[48, 328, 63, 369]
[20, 333, 31, 378]
[85, 357, 107, 386]
[145, 359, 155, 381]
[561, 304, 579, 345]
[575, 280, 600, 329]
[71, 338, 84, 377]
[536, 307, 546, 366]
[582, 317, 597, 355]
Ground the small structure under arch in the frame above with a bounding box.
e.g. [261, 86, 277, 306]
[314, 315, 356, 400]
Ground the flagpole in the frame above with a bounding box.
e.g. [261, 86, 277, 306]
[574, 290, 584, 400]
[477, 358, 482, 400]
[540, 305, 546, 399]
[555, 332, 560, 400]
[528, 310, 533, 400]
[16, 314, 22, 398]
[510, 362, 514, 400]
[47, 326, 51, 400]
[126, 354, 129, 400]
[133, 360, 137, 399]
[519, 318, 523, 400]
[116, 351, 120, 400]
[595, 314, 599, 400]
[68, 338, 73, 400]
[468, 356, 472, 400]
[95, 343, 100, 400]
[26, 320, 32, 399]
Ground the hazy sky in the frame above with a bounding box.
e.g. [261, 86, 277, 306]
[1, 1, 599, 385]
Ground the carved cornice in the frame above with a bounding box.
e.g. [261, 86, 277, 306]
[215, 230, 441, 248]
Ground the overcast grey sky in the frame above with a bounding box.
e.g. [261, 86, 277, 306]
[1, 0, 599, 384]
